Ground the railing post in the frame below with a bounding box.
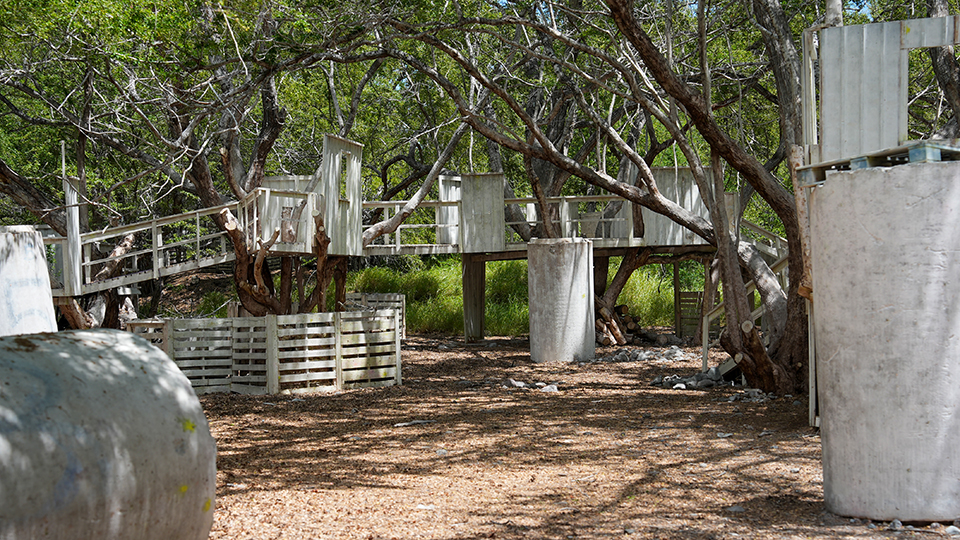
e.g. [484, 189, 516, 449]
[334, 312, 344, 390]
[195, 213, 201, 262]
[266, 314, 279, 395]
[394, 309, 402, 385]
[61, 142, 82, 297]
[394, 204, 401, 250]
[162, 319, 174, 360]
[151, 221, 161, 280]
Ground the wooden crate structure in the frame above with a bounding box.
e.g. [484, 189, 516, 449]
[345, 293, 406, 338]
[127, 309, 402, 395]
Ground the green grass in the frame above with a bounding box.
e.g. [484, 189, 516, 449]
[348, 256, 686, 336]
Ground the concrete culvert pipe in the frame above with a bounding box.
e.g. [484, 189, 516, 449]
[0, 329, 216, 540]
[811, 162, 960, 521]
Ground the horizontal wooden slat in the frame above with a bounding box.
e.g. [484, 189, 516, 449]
[342, 367, 397, 382]
[279, 372, 337, 384]
[180, 368, 233, 378]
[341, 355, 396, 371]
[278, 349, 336, 360]
[343, 341, 397, 356]
[277, 327, 335, 338]
[171, 350, 232, 360]
[341, 332, 396, 347]
[278, 360, 337, 371]
[174, 359, 234, 368]
[340, 319, 395, 333]
[275, 336, 337, 349]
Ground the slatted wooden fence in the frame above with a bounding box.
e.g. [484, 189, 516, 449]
[344, 293, 406, 338]
[128, 309, 402, 395]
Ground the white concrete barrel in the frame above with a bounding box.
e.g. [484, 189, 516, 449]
[0, 225, 57, 336]
[810, 162, 960, 521]
[0, 329, 216, 540]
[528, 237, 595, 363]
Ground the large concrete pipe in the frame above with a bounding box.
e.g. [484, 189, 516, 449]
[528, 237, 595, 363]
[0, 330, 216, 539]
[810, 161, 960, 521]
[0, 226, 56, 336]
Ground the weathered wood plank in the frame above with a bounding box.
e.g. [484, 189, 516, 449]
[278, 372, 337, 384]
[342, 367, 397, 382]
[278, 360, 337, 371]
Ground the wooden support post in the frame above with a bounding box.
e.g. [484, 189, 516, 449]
[62, 141, 82, 297]
[673, 262, 681, 337]
[265, 314, 279, 395]
[162, 319, 174, 360]
[594, 255, 609, 298]
[462, 254, 485, 342]
[394, 309, 403, 386]
[334, 312, 344, 389]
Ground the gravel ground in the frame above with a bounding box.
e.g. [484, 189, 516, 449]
[203, 334, 944, 540]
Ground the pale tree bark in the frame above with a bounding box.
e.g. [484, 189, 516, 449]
[606, 0, 805, 393]
[927, 0, 960, 135]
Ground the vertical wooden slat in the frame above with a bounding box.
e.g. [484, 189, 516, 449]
[162, 319, 174, 360]
[152, 221, 161, 280]
[266, 314, 279, 394]
[334, 312, 344, 390]
[394, 309, 403, 386]
[673, 262, 681, 336]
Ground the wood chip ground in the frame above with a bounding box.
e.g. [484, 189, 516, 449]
[204, 335, 935, 539]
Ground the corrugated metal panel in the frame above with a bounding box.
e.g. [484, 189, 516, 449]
[820, 22, 905, 162]
[815, 17, 960, 163]
[460, 173, 505, 253]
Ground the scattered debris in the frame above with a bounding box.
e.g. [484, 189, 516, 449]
[394, 420, 436, 428]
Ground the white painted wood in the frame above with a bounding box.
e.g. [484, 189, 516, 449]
[62, 156, 82, 297]
[815, 17, 960, 163]
[321, 135, 364, 256]
[394, 309, 403, 385]
[460, 173, 506, 252]
[437, 175, 461, 245]
[266, 314, 279, 394]
[334, 312, 344, 389]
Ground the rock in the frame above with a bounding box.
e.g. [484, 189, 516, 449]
[508, 378, 526, 388]
[867, 523, 877, 530]
[672, 383, 687, 390]
[436, 449, 449, 456]
[540, 384, 560, 393]
[888, 519, 903, 531]
[944, 525, 960, 536]
[793, 400, 803, 406]
[717, 432, 734, 438]
[535, 382, 546, 387]
[696, 379, 716, 389]
[725, 505, 746, 513]
[650, 376, 664, 386]
[416, 504, 436, 510]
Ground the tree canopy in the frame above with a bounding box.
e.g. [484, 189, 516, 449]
[3, 0, 958, 393]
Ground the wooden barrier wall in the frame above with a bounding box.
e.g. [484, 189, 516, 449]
[128, 309, 402, 395]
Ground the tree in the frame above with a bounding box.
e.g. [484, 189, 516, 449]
[366, 0, 809, 392]
[0, 1, 473, 324]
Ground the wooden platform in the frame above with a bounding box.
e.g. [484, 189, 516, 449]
[798, 139, 960, 185]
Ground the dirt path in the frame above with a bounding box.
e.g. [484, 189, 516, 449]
[203, 335, 920, 540]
